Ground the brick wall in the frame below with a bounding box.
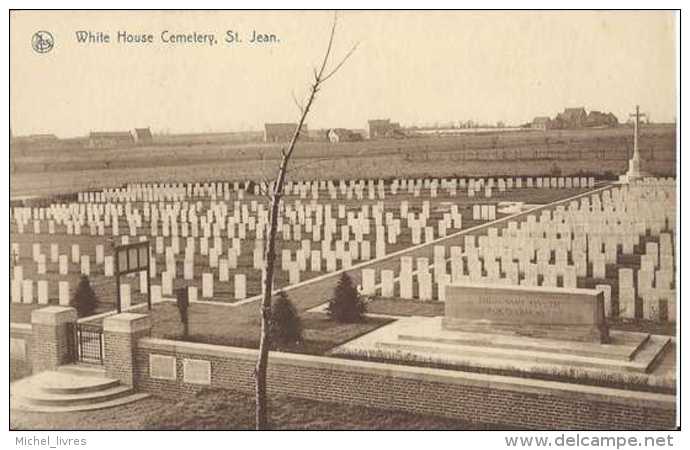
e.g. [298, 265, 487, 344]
[134, 338, 676, 430]
[10, 323, 32, 380]
[103, 313, 151, 386]
[31, 322, 75, 372]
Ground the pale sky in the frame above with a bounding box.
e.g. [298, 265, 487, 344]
[10, 10, 677, 137]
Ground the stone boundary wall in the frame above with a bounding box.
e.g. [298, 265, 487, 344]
[10, 322, 33, 380]
[135, 337, 676, 430]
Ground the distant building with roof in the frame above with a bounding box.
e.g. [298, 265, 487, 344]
[134, 127, 153, 145]
[367, 119, 403, 139]
[531, 116, 552, 131]
[88, 131, 135, 148]
[556, 107, 588, 128]
[264, 123, 307, 143]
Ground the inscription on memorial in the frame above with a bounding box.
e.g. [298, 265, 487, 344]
[444, 283, 609, 343]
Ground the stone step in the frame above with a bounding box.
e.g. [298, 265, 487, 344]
[11, 392, 150, 413]
[634, 335, 673, 373]
[56, 364, 106, 378]
[397, 329, 650, 362]
[17, 382, 133, 407]
[29, 372, 121, 395]
[376, 331, 671, 374]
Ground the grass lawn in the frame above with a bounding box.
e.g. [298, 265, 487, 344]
[142, 388, 502, 430]
[137, 302, 393, 355]
[11, 396, 175, 430]
[10, 300, 119, 323]
[366, 297, 445, 317]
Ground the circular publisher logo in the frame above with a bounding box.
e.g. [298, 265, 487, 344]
[32, 31, 54, 54]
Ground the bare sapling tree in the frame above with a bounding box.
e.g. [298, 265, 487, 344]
[254, 13, 358, 430]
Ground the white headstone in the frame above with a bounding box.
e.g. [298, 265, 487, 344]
[234, 274, 246, 299]
[202, 273, 213, 298]
[37, 280, 49, 304]
[59, 281, 70, 306]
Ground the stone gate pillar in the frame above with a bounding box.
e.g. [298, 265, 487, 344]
[30, 306, 78, 372]
[102, 313, 151, 387]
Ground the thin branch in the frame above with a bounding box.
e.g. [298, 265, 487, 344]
[316, 12, 338, 80]
[322, 41, 360, 83]
[291, 90, 304, 113]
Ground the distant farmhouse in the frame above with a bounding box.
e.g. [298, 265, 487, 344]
[368, 119, 404, 139]
[327, 128, 364, 143]
[134, 127, 154, 145]
[264, 123, 307, 143]
[531, 116, 552, 131]
[531, 107, 618, 130]
[88, 131, 135, 148]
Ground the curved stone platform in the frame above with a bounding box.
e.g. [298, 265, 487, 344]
[11, 364, 149, 413]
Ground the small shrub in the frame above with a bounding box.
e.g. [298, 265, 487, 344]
[327, 272, 366, 323]
[270, 291, 303, 350]
[71, 275, 98, 317]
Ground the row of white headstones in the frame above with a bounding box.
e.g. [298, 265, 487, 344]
[10, 177, 673, 315]
[12, 177, 510, 307]
[361, 180, 676, 321]
[69, 176, 597, 204]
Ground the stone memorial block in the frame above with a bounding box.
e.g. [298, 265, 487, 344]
[444, 282, 609, 343]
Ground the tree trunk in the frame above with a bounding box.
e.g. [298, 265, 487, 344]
[253, 15, 356, 430]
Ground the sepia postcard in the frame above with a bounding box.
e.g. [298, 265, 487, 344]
[5, 6, 683, 445]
